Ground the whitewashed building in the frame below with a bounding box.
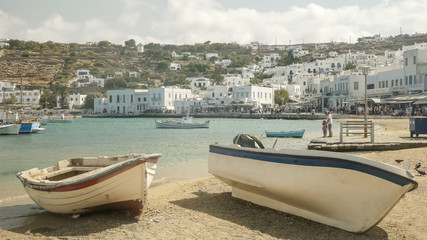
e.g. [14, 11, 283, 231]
[367, 68, 405, 97]
[207, 85, 230, 100]
[260, 53, 281, 67]
[58, 93, 87, 109]
[0, 81, 40, 106]
[170, 63, 181, 70]
[75, 75, 104, 88]
[76, 70, 90, 78]
[403, 43, 427, 93]
[206, 53, 219, 60]
[137, 43, 144, 53]
[149, 87, 193, 112]
[231, 85, 274, 110]
[94, 89, 149, 115]
[187, 77, 211, 94]
[215, 59, 232, 68]
[223, 74, 250, 87]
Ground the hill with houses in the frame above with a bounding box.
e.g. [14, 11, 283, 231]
[1, 33, 426, 89]
[0, 33, 426, 111]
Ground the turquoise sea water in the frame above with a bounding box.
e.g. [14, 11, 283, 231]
[0, 117, 327, 202]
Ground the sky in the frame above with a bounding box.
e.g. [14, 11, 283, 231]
[0, 0, 426, 45]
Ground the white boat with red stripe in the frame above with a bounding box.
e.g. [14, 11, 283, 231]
[16, 153, 161, 216]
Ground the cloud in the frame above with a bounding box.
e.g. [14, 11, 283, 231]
[0, 9, 27, 39]
[135, 0, 427, 44]
[25, 14, 80, 43]
[2, 0, 427, 45]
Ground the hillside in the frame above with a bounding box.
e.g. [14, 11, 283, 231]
[1, 33, 426, 90]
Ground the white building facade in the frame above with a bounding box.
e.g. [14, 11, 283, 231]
[0, 81, 41, 106]
[94, 89, 150, 115]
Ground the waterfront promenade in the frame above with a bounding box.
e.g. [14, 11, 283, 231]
[309, 118, 427, 151]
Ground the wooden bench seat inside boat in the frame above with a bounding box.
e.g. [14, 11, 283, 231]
[42, 166, 101, 181]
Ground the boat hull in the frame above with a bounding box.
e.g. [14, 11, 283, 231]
[155, 120, 209, 129]
[17, 154, 160, 216]
[48, 118, 73, 123]
[0, 124, 21, 135]
[19, 122, 41, 133]
[208, 144, 417, 233]
[265, 130, 305, 138]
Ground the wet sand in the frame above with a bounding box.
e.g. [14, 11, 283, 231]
[1, 119, 426, 240]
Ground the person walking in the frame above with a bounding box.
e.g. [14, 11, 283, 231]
[325, 110, 333, 137]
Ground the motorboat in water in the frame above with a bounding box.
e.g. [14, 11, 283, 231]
[155, 113, 209, 129]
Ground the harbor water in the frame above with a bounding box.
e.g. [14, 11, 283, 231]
[0, 117, 325, 203]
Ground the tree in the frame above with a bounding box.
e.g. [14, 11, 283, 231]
[283, 50, 301, 65]
[250, 77, 262, 85]
[98, 40, 111, 48]
[21, 51, 30, 57]
[344, 62, 356, 70]
[39, 90, 57, 109]
[51, 83, 69, 109]
[82, 92, 104, 110]
[212, 65, 224, 85]
[104, 78, 127, 90]
[125, 39, 136, 47]
[274, 89, 289, 106]
[156, 61, 170, 71]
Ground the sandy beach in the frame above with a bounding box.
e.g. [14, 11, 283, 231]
[1, 118, 426, 240]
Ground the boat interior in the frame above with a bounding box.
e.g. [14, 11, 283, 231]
[43, 166, 101, 181]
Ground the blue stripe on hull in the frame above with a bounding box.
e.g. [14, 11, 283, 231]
[210, 145, 415, 187]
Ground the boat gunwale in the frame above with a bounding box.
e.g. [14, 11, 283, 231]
[209, 144, 418, 190]
[265, 129, 305, 138]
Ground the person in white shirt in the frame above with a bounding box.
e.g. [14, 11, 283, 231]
[325, 110, 333, 137]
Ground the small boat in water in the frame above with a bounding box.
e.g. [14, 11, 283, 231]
[208, 134, 418, 233]
[47, 114, 73, 123]
[16, 153, 161, 216]
[19, 121, 43, 133]
[0, 123, 21, 135]
[155, 113, 209, 129]
[265, 129, 305, 138]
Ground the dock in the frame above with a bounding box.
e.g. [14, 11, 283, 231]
[308, 120, 427, 151]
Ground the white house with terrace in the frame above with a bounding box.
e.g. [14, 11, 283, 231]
[75, 70, 104, 88]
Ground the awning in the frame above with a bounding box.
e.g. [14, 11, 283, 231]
[413, 99, 427, 105]
[381, 100, 413, 104]
[369, 98, 382, 103]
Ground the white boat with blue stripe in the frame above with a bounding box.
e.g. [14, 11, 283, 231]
[208, 137, 418, 233]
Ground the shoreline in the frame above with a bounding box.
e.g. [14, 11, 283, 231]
[83, 112, 417, 120]
[1, 119, 426, 239]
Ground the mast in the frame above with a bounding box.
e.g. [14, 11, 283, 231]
[2, 87, 8, 122]
[20, 73, 23, 107]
